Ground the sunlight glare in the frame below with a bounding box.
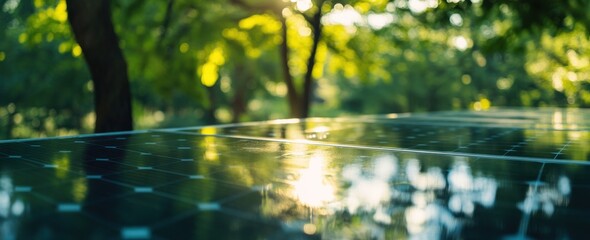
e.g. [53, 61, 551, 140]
[303, 223, 317, 235]
[367, 13, 394, 30]
[294, 0, 313, 12]
[342, 155, 397, 220]
[406, 159, 446, 191]
[0, 176, 11, 218]
[305, 126, 330, 140]
[292, 153, 335, 208]
[448, 162, 472, 191]
[2, 0, 20, 13]
[452, 36, 469, 51]
[408, 0, 438, 14]
[12, 199, 24, 216]
[406, 203, 459, 239]
[517, 176, 571, 217]
[405, 206, 427, 233]
[557, 176, 571, 196]
[552, 72, 564, 92]
[322, 5, 362, 27]
[552, 111, 564, 130]
[449, 13, 463, 26]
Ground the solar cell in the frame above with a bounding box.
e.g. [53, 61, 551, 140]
[0, 108, 588, 239]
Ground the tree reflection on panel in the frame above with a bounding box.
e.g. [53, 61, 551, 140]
[260, 152, 571, 239]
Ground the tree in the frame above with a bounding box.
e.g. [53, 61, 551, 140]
[229, 0, 335, 118]
[3, 0, 590, 140]
[65, 0, 133, 132]
[430, 0, 590, 107]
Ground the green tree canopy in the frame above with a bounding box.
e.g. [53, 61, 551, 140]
[1, 0, 589, 139]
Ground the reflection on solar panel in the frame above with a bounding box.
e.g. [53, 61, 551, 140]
[1, 108, 589, 239]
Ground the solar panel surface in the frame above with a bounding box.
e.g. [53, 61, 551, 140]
[0, 108, 589, 239]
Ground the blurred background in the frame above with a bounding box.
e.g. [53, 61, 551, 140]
[1, 0, 590, 140]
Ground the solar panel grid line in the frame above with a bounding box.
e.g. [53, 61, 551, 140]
[0, 150, 52, 167]
[552, 140, 573, 160]
[194, 173, 264, 191]
[517, 161, 549, 238]
[96, 193, 193, 219]
[90, 158, 139, 169]
[0, 130, 149, 144]
[0, 155, 46, 169]
[149, 190, 199, 206]
[147, 207, 201, 230]
[155, 174, 249, 197]
[363, 118, 585, 131]
[155, 114, 417, 133]
[111, 143, 196, 161]
[101, 170, 188, 190]
[213, 187, 264, 205]
[71, 185, 134, 206]
[159, 130, 590, 166]
[79, 211, 121, 231]
[95, 177, 137, 189]
[150, 167, 203, 179]
[218, 207, 272, 224]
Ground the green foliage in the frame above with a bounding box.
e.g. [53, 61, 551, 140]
[0, 0, 92, 138]
[2, 0, 590, 139]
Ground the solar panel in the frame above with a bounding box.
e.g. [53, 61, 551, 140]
[0, 108, 589, 239]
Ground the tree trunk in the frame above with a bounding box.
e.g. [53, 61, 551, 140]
[302, 5, 324, 118]
[66, 0, 133, 133]
[279, 15, 303, 118]
[231, 63, 250, 123]
[6, 111, 15, 139]
[204, 86, 218, 124]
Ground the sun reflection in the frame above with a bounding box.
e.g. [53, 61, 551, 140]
[52, 154, 71, 179]
[405, 204, 458, 239]
[0, 174, 25, 239]
[260, 150, 338, 236]
[292, 153, 335, 208]
[200, 127, 219, 161]
[72, 178, 88, 202]
[406, 158, 446, 191]
[337, 155, 495, 237]
[403, 158, 499, 238]
[518, 176, 570, 216]
[552, 110, 565, 130]
[446, 160, 497, 215]
[512, 175, 571, 239]
[304, 126, 330, 140]
[342, 155, 397, 224]
[303, 223, 317, 235]
[200, 126, 217, 135]
[270, 153, 506, 238]
[404, 159, 460, 239]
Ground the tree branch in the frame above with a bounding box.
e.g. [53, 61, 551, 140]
[158, 0, 175, 44]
